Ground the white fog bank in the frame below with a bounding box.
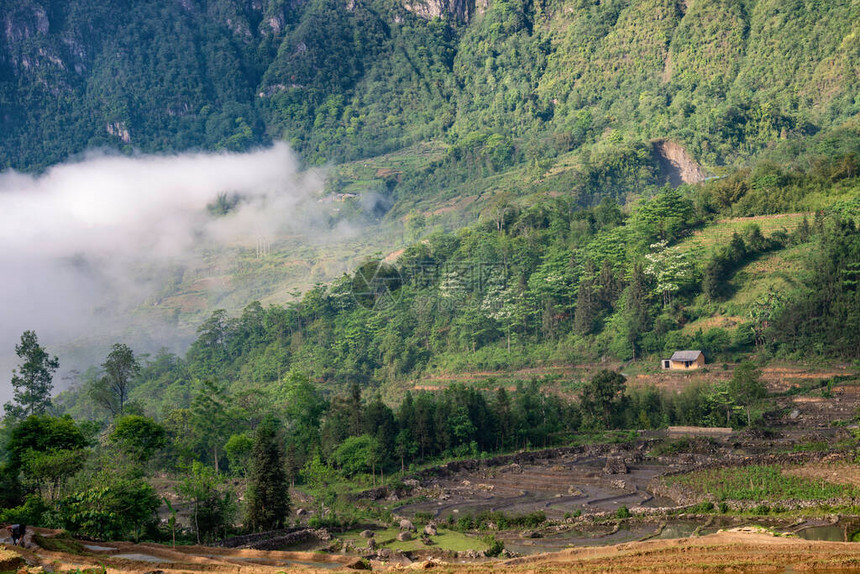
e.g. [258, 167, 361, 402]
[0, 143, 324, 403]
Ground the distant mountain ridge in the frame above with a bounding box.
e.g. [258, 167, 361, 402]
[1, 0, 858, 171]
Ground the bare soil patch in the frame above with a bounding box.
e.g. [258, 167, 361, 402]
[496, 530, 860, 573]
[785, 463, 860, 489]
[14, 528, 860, 573]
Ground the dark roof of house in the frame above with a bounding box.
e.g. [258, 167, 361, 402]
[670, 350, 703, 362]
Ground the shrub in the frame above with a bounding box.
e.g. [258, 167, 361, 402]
[0, 494, 49, 525]
[414, 512, 434, 523]
[752, 504, 771, 515]
[688, 501, 715, 513]
[483, 534, 505, 557]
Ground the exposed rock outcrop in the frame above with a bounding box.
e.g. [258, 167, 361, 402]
[653, 140, 708, 187]
[403, 0, 486, 21]
[603, 457, 628, 475]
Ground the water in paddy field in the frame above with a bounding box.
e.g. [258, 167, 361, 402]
[230, 556, 344, 569]
[795, 519, 860, 542]
[112, 553, 169, 563]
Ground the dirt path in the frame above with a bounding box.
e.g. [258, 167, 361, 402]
[491, 529, 860, 573]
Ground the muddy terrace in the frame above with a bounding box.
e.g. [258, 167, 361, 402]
[395, 444, 675, 521]
[6, 428, 860, 572]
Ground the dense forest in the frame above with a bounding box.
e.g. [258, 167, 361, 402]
[1, 0, 858, 170]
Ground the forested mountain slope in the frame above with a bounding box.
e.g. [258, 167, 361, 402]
[55, 121, 860, 422]
[1, 0, 858, 171]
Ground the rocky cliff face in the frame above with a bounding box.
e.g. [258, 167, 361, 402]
[3, 3, 55, 71]
[403, 0, 486, 21]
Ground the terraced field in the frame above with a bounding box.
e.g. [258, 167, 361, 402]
[396, 452, 672, 523]
[676, 213, 808, 257]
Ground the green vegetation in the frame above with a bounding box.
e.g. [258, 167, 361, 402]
[177, 461, 236, 544]
[245, 417, 291, 531]
[3, 331, 58, 420]
[665, 465, 860, 502]
[341, 526, 488, 553]
[448, 510, 547, 532]
[0, 133, 855, 541]
[2, 0, 859, 175]
[2, 0, 860, 552]
[31, 532, 86, 555]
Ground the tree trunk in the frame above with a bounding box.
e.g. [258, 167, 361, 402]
[195, 504, 201, 545]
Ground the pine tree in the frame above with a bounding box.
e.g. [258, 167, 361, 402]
[573, 274, 599, 335]
[4, 331, 59, 420]
[246, 417, 290, 531]
[622, 264, 651, 360]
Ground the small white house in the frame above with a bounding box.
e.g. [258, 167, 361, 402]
[661, 350, 705, 370]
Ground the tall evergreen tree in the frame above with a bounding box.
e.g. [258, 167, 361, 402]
[246, 417, 290, 531]
[573, 269, 599, 335]
[4, 330, 59, 419]
[580, 370, 628, 429]
[622, 263, 651, 360]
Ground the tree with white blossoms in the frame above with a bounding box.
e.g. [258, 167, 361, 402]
[644, 241, 695, 307]
[438, 268, 467, 306]
[481, 272, 527, 353]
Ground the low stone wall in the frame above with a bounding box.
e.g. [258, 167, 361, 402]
[243, 528, 332, 551]
[667, 426, 732, 436]
[216, 528, 332, 550]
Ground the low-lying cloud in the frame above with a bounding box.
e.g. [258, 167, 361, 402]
[0, 143, 324, 404]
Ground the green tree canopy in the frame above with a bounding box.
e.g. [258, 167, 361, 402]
[580, 370, 628, 429]
[177, 461, 236, 544]
[8, 415, 88, 471]
[4, 331, 59, 420]
[333, 434, 380, 478]
[90, 343, 140, 417]
[728, 361, 766, 426]
[110, 415, 167, 464]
